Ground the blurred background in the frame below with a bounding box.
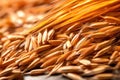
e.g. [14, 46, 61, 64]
[0, 0, 59, 37]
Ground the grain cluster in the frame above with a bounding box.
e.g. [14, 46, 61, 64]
[0, 0, 120, 80]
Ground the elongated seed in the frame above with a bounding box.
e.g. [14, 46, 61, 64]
[26, 69, 46, 75]
[92, 58, 109, 63]
[3, 58, 16, 67]
[67, 50, 78, 61]
[32, 45, 51, 53]
[48, 40, 62, 46]
[78, 45, 96, 59]
[42, 44, 63, 57]
[63, 73, 85, 80]
[37, 32, 42, 46]
[71, 34, 80, 46]
[41, 56, 59, 68]
[74, 37, 87, 50]
[0, 0, 120, 80]
[88, 22, 109, 29]
[56, 50, 71, 63]
[79, 59, 91, 65]
[83, 65, 110, 76]
[48, 29, 55, 40]
[42, 29, 48, 44]
[88, 32, 106, 38]
[94, 46, 111, 58]
[57, 66, 83, 73]
[24, 58, 40, 72]
[31, 36, 37, 49]
[103, 16, 120, 24]
[91, 73, 114, 80]
[95, 38, 114, 50]
[40, 50, 63, 63]
[6, 35, 24, 40]
[110, 51, 119, 60]
[24, 36, 31, 51]
[48, 62, 63, 75]
[19, 55, 36, 66]
[0, 68, 13, 77]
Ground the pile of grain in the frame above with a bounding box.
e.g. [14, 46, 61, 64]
[0, 0, 120, 80]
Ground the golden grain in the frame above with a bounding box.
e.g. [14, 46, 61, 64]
[0, 68, 13, 77]
[66, 50, 78, 61]
[92, 73, 114, 80]
[19, 56, 36, 66]
[83, 65, 110, 76]
[110, 51, 119, 60]
[48, 40, 62, 46]
[95, 38, 114, 50]
[24, 58, 40, 72]
[79, 59, 91, 66]
[31, 36, 38, 49]
[94, 46, 111, 58]
[57, 66, 83, 73]
[26, 69, 46, 75]
[37, 32, 42, 46]
[74, 37, 87, 50]
[42, 44, 63, 57]
[103, 16, 120, 24]
[41, 56, 59, 68]
[3, 58, 16, 67]
[42, 29, 48, 44]
[63, 73, 85, 80]
[56, 50, 71, 63]
[0, 0, 120, 79]
[48, 62, 63, 75]
[98, 26, 114, 32]
[88, 22, 109, 29]
[40, 50, 63, 63]
[71, 34, 80, 46]
[92, 58, 109, 63]
[48, 29, 55, 40]
[78, 45, 96, 59]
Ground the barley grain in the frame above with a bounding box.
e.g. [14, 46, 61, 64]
[0, 0, 120, 80]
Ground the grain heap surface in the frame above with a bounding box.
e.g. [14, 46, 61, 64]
[0, 0, 120, 80]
